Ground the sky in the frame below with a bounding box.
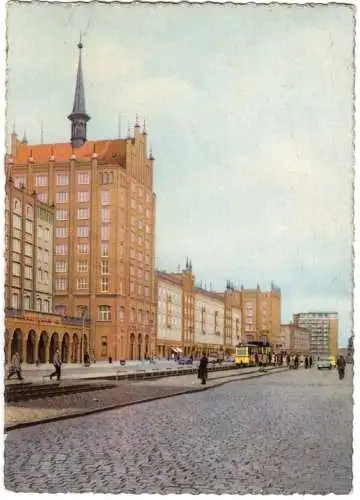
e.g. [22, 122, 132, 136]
[6, 2, 354, 346]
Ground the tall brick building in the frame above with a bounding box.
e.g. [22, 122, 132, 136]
[7, 41, 157, 361]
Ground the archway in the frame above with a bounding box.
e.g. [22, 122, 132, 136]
[61, 333, 70, 363]
[83, 335, 88, 361]
[11, 329, 23, 360]
[144, 334, 149, 359]
[72, 333, 79, 363]
[137, 334, 142, 360]
[26, 330, 36, 364]
[49, 333, 59, 363]
[38, 331, 48, 363]
[129, 333, 135, 360]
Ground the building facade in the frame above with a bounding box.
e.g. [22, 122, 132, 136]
[280, 323, 311, 354]
[194, 288, 224, 356]
[5, 179, 90, 364]
[293, 312, 339, 358]
[7, 42, 157, 361]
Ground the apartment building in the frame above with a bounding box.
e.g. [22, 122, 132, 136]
[5, 178, 90, 364]
[293, 312, 339, 358]
[7, 41, 156, 360]
[280, 323, 311, 354]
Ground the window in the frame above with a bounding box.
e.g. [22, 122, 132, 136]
[78, 172, 90, 184]
[101, 243, 109, 257]
[78, 243, 89, 254]
[26, 205, 34, 219]
[37, 192, 48, 203]
[77, 191, 90, 202]
[101, 190, 110, 205]
[36, 298, 42, 311]
[119, 306, 125, 322]
[14, 176, 26, 188]
[12, 238, 21, 253]
[56, 261, 67, 273]
[144, 286, 149, 297]
[24, 243, 32, 256]
[12, 262, 21, 276]
[44, 249, 49, 263]
[101, 208, 110, 222]
[44, 228, 50, 242]
[43, 300, 50, 313]
[56, 191, 68, 203]
[37, 226, 43, 239]
[35, 175, 48, 187]
[101, 277, 109, 292]
[77, 260, 89, 272]
[44, 271, 49, 284]
[101, 225, 110, 240]
[56, 210, 68, 221]
[55, 305, 66, 316]
[37, 268, 43, 282]
[13, 214, 21, 230]
[98, 305, 112, 321]
[100, 171, 114, 185]
[56, 174, 69, 186]
[11, 293, 19, 309]
[101, 337, 108, 356]
[101, 260, 109, 275]
[77, 278, 88, 290]
[77, 208, 89, 220]
[25, 220, 33, 234]
[131, 308, 136, 322]
[77, 226, 89, 237]
[56, 227, 68, 238]
[56, 244, 68, 255]
[56, 278, 67, 290]
[24, 265, 32, 279]
[23, 295, 31, 310]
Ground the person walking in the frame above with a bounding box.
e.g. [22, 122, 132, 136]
[309, 355, 313, 368]
[198, 352, 208, 385]
[50, 349, 62, 381]
[336, 355, 346, 380]
[7, 352, 23, 381]
[304, 356, 309, 369]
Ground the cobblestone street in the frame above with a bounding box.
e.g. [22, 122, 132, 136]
[4, 367, 352, 494]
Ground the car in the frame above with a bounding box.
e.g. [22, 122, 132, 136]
[317, 359, 331, 370]
[178, 357, 193, 365]
[227, 356, 235, 363]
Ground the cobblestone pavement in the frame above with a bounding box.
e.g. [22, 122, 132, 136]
[5, 366, 267, 427]
[4, 367, 352, 494]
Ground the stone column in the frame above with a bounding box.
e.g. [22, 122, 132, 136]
[45, 343, 50, 363]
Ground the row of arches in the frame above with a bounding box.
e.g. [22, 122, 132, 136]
[6, 328, 88, 364]
[129, 333, 150, 360]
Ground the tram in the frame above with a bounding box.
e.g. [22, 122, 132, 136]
[235, 341, 273, 367]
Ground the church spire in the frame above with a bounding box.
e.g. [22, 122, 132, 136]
[68, 36, 90, 148]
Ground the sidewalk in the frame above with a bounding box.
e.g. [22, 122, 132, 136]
[5, 367, 287, 430]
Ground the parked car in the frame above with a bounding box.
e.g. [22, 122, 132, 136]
[178, 357, 193, 365]
[227, 356, 235, 363]
[317, 358, 331, 370]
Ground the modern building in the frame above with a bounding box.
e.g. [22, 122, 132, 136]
[280, 323, 311, 355]
[293, 312, 339, 358]
[7, 41, 157, 361]
[5, 178, 90, 364]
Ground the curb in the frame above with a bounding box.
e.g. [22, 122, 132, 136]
[5, 368, 287, 432]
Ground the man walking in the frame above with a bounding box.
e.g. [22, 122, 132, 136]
[7, 352, 23, 381]
[198, 352, 208, 385]
[50, 349, 62, 381]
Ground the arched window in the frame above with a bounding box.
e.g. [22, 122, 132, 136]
[26, 204, 34, 220]
[98, 305, 111, 321]
[13, 198, 21, 214]
[43, 300, 49, 313]
[36, 298, 42, 311]
[119, 306, 125, 322]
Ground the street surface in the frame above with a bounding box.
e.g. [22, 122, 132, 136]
[5, 367, 352, 494]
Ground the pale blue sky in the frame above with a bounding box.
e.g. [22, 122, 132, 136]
[6, 3, 354, 346]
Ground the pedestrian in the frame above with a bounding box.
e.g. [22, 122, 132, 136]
[7, 352, 23, 381]
[336, 355, 346, 380]
[294, 355, 299, 369]
[286, 354, 290, 367]
[50, 349, 62, 381]
[108, 356, 113, 364]
[304, 356, 309, 369]
[198, 352, 208, 385]
[309, 356, 313, 368]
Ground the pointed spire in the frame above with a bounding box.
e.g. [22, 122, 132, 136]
[135, 113, 140, 128]
[40, 121, 44, 144]
[68, 36, 90, 148]
[189, 260, 192, 272]
[149, 147, 154, 160]
[127, 122, 131, 139]
[186, 257, 189, 270]
[22, 130, 28, 145]
[143, 119, 147, 135]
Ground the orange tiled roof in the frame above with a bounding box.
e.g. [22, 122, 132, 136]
[13, 138, 127, 165]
